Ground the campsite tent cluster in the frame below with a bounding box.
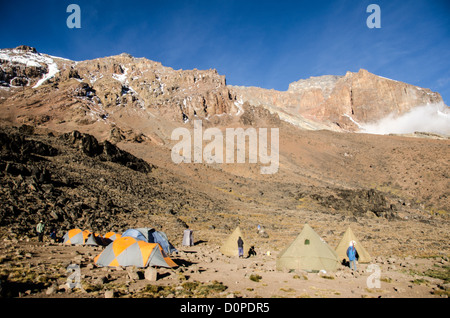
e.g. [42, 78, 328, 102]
[221, 225, 371, 273]
[61, 224, 371, 273]
[62, 227, 178, 269]
[276, 224, 371, 272]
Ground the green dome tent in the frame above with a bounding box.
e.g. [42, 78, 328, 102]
[276, 224, 340, 272]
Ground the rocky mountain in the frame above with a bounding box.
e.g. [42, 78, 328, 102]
[0, 46, 449, 301]
[230, 69, 444, 131]
[1, 45, 238, 124]
[0, 45, 448, 243]
[1, 45, 445, 136]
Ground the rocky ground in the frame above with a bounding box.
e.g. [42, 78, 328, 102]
[0, 122, 449, 299]
[1, 44, 449, 300]
[0, 234, 448, 299]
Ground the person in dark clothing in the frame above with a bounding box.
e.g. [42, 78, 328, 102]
[50, 229, 57, 240]
[248, 245, 257, 257]
[237, 236, 244, 258]
[49, 229, 60, 243]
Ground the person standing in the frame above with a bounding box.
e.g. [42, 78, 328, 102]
[36, 220, 45, 242]
[346, 240, 357, 271]
[237, 236, 244, 258]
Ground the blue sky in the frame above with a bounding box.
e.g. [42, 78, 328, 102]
[1, 0, 449, 104]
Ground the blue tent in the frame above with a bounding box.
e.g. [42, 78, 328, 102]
[150, 230, 178, 254]
[122, 229, 147, 242]
[122, 228, 178, 254]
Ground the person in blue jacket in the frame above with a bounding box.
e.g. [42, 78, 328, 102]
[347, 240, 357, 271]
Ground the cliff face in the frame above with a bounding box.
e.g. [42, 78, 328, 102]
[316, 69, 442, 128]
[0, 46, 238, 130]
[0, 45, 445, 135]
[0, 45, 52, 87]
[231, 69, 443, 131]
[73, 53, 238, 120]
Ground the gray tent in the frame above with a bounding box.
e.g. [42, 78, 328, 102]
[94, 236, 177, 268]
[85, 233, 100, 246]
[182, 229, 194, 246]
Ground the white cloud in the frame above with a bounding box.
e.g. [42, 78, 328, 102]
[360, 102, 450, 136]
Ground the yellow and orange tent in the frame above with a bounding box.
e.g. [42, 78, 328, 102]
[85, 232, 106, 246]
[63, 229, 107, 246]
[104, 232, 122, 241]
[63, 229, 92, 245]
[94, 236, 177, 268]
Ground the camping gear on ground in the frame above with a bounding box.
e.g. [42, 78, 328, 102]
[63, 229, 92, 245]
[220, 226, 249, 257]
[94, 236, 177, 268]
[335, 227, 372, 263]
[276, 224, 340, 272]
[122, 227, 178, 254]
[182, 229, 194, 246]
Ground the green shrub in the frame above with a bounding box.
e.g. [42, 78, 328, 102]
[250, 274, 263, 282]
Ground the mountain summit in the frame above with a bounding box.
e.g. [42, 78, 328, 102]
[1, 45, 446, 136]
[230, 69, 444, 132]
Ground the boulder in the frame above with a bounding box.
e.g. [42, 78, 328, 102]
[144, 267, 157, 281]
[104, 290, 115, 298]
[126, 266, 141, 280]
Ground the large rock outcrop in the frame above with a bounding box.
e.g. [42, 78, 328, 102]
[0, 46, 239, 130]
[72, 53, 238, 121]
[0, 45, 446, 135]
[0, 45, 49, 88]
[230, 69, 443, 131]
